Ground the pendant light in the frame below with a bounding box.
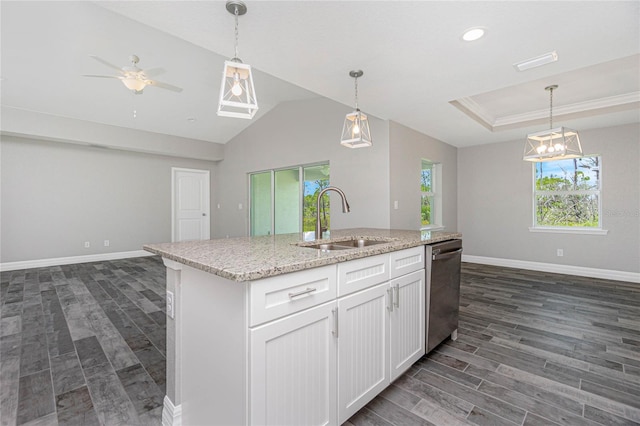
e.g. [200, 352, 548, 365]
[340, 70, 372, 148]
[217, 1, 258, 119]
[523, 85, 582, 162]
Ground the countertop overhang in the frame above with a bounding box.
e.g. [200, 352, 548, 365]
[143, 228, 461, 282]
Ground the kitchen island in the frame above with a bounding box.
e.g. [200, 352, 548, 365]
[144, 228, 461, 426]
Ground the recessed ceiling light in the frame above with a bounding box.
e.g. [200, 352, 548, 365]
[462, 27, 485, 41]
[513, 50, 558, 71]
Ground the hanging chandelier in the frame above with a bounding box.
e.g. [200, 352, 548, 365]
[217, 1, 258, 119]
[523, 85, 582, 162]
[340, 70, 372, 148]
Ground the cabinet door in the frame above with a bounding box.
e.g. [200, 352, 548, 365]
[337, 283, 390, 424]
[250, 301, 337, 426]
[389, 269, 425, 381]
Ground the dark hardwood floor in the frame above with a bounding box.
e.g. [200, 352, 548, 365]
[1, 258, 639, 425]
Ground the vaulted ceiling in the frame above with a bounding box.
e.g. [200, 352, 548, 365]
[2, 1, 638, 148]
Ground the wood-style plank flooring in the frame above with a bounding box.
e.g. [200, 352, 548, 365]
[2, 258, 639, 425]
[1, 257, 167, 425]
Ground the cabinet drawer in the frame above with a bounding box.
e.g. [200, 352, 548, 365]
[389, 246, 425, 279]
[250, 265, 337, 326]
[338, 253, 389, 297]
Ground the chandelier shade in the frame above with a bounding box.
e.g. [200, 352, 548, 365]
[523, 85, 582, 162]
[217, 1, 258, 119]
[523, 127, 583, 162]
[217, 59, 258, 119]
[341, 109, 372, 148]
[340, 70, 372, 148]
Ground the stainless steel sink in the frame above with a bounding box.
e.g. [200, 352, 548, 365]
[331, 238, 392, 248]
[301, 243, 353, 252]
[298, 238, 394, 251]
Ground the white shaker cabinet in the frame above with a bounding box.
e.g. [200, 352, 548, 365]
[389, 269, 425, 381]
[337, 282, 390, 424]
[250, 301, 337, 426]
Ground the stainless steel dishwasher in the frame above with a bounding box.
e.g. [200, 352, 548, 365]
[425, 239, 462, 353]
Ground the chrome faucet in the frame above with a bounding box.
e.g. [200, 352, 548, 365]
[315, 186, 350, 240]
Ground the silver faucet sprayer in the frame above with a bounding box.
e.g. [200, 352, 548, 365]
[315, 186, 350, 240]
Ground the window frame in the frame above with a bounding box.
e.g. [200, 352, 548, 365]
[420, 159, 443, 231]
[529, 155, 608, 235]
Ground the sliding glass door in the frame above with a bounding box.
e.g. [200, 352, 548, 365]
[250, 163, 329, 237]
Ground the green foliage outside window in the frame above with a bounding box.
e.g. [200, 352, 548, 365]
[303, 178, 330, 233]
[534, 157, 601, 228]
[421, 163, 433, 226]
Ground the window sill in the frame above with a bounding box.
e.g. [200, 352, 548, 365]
[528, 227, 609, 236]
[421, 225, 445, 231]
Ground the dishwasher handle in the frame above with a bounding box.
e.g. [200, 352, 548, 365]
[432, 248, 462, 261]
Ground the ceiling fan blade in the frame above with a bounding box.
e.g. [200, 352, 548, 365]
[147, 80, 183, 93]
[143, 67, 165, 77]
[82, 74, 121, 79]
[89, 55, 124, 74]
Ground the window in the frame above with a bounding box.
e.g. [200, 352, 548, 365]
[532, 156, 603, 232]
[250, 163, 330, 237]
[421, 159, 442, 230]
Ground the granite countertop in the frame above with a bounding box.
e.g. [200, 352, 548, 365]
[143, 228, 461, 282]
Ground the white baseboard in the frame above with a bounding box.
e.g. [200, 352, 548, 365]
[162, 396, 182, 426]
[0, 250, 154, 272]
[462, 255, 640, 283]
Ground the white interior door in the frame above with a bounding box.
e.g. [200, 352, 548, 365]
[172, 168, 210, 242]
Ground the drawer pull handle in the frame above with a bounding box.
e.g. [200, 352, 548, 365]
[394, 284, 400, 308]
[288, 287, 317, 299]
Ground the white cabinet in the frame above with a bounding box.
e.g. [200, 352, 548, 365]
[337, 282, 389, 424]
[337, 253, 388, 297]
[172, 246, 426, 426]
[249, 264, 337, 326]
[250, 301, 337, 426]
[335, 246, 424, 423]
[389, 269, 425, 381]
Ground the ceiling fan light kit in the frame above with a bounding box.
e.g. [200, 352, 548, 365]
[523, 85, 583, 162]
[217, 1, 258, 119]
[341, 70, 372, 148]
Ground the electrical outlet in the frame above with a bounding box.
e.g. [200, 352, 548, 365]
[104, 240, 110, 247]
[393, 200, 399, 210]
[84, 241, 90, 248]
[166, 291, 175, 319]
[557, 249, 564, 257]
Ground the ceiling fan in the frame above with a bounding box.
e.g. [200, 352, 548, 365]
[83, 54, 182, 94]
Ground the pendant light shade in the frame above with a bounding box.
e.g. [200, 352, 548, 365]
[341, 70, 372, 148]
[217, 1, 258, 119]
[523, 85, 582, 162]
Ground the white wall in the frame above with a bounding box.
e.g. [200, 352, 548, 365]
[213, 97, 391, 238]
[458, 123, 640, 273]
[0, 136, 217, 263]
[389, 121, 458, 231]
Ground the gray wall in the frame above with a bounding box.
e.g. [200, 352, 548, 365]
[457, 123, 640, 273]
[389, 121, 458, 231]
[1, 136, 217, 263]
[213, 97, 391, 238]
[2, 107, 224, 162]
